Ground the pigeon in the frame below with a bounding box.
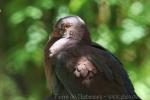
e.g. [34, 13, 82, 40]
[44, 16, 140, 100]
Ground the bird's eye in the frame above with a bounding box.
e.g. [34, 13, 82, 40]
[64, 23, 71, 29]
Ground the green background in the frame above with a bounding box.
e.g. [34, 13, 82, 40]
[0, 0, 150, 99]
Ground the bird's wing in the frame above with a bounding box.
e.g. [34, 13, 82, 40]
[53, 43, 139, 99]
[91, 42, 137, 96]
[44, 37, 60, 91]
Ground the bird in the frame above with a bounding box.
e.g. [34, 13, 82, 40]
[44, 16, 140, 100]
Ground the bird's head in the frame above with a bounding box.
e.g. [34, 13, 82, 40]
[52, 16, 91, 41]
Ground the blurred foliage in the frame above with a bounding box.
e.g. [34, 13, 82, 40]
[0, 0, 150, 99]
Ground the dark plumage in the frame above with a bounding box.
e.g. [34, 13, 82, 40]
[44, 16, 140, 100]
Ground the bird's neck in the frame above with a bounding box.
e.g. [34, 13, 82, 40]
[80, 26, 91, 42]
